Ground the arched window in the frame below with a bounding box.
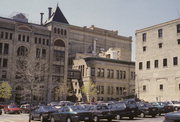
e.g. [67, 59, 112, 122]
[61, 29, 63, 35]
[54, 27, 57, 33]
[58, 28, 60, 34]
[17, 46, 28, 56]
[64, 30, 67, 36]
[54, 39, 65, 47]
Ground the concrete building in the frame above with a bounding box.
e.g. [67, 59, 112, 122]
[0, 5, 134, 103]
[136, 18, 180, 102]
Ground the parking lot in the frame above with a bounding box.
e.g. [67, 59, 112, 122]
[0, 113, 165, 122]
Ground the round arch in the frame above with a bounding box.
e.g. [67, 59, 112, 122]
[17, 46, 28, 56]
[54, 39, 65, 47]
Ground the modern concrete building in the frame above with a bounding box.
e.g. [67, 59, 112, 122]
[0, 5, 134, 103]
[136, 18, 180, 102]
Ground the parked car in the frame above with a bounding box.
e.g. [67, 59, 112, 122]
[158, 102, 174, 113]
[4, 104, 21, 114]
[84, 104, 114, 122]
[30, 105, 57, 122]
[164, 111, 180, 122]
[136, 102, 158, 118]
[151, 102, 165, 115]
[50, 105, 92, 122]
[171, 101, 180, 111]
[108, 102, 137, 120]
[20, 104, 30, 113]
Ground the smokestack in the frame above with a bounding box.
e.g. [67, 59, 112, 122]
[92, 39, 97, 55]
[40, 13, 44, 25]
[48, 7, 52, 19]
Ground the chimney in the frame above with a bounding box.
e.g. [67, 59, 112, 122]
[48, 7, 52, 19]
[40, 13, 44, 25]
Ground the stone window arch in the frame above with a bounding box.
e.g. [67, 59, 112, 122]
[54, 39, 65, 47]
[61, 29, 63, 35]
[64, 30, 67, 36]
[17, 46, 28, 56]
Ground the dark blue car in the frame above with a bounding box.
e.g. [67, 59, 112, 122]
[30, 105, 57, 122]
[50, 105, 92, 122]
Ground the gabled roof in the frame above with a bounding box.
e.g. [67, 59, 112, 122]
[45, 5, 69, 24]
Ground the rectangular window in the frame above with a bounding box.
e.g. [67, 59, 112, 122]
[47, 39, 49, 45]
[2, 70, 7, 79]
[159, 43, 163, 48]
[3, 59, 8, 68]
[43, 39, 45, 45]
[142, 33, 146, 41]
[158, 29, 163, 38]
[35, 37, 37, 44]
[120, 70, 123, 79]
[143, 46, 146, 52]
[91, 67, 95, 76]
[123, 71, 126, 79]
[4, 43, 9, 55]
[22, 35, 25, 41]
[5, 32, 8, 39]
[110, 69, 114, 78]
[101, 86, 104, 94]
[116, 70, 119, 79]
[178, 39, 180, 44]
[179, 84, 180, 90]
[1, 32, 4, 38]
[143, 85, 146, 91]
[39, 38, 41, 44]
[0, 43, 2, 54]
[173, 57, 178, 66]
[9, 33, 13, 40]
[42, 49, 46, 59]
[160, 84, 163, 90]
[18, 34, 21, 41]
[177, 24, 180, 33]
[107, 69, 110, 78]
[97, 68, 101, 77]
[101, 69, 104, 77]
[163, 58, 167, 67]
[36, 48, 41, 58]
[154, 60, 158, 68]
[147, 61, 150, 69]
[116, 87, 119, 95]
[139, 62, 143, 70]
[27, 36, 29, 42]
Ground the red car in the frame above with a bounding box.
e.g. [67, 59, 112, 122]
[4, 104, 22, 114]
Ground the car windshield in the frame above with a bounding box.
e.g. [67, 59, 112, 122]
[41, 106, 55, 111]
[8, 105, 18, 108]
[70, 106, 84, 111]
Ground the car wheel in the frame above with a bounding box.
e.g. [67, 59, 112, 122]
[107, 118, 112, 122]
[40, 115, 45, 122]
[93, 116, 99, 122]
[140, 112, 145, 118]
[129, 116, 134, 120]
[31, 115, 34, 120]
[66, 117, 72, 122]
[51, 116, 56, 122]
[116, 114, 121, 120]
[175, 107, 178, 111]
[152, 114, 156, 118]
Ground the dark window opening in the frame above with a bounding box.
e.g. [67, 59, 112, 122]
[160, 84, 163, 90]
[22, 35, 25, 42]
[178, 39, 180, 44]
[1, 32, 4, 38]
[147, 61, 150, 69]
[143, 85, 146, 91]
[159, 43, 163, 48]
[139, 62, 143, 70]
[163, 58, 167, 67]
[173, 57, 178, 66]
[177, 24, 180, 33]
[42, 49, 46, 59]
[10, 33, 13, 40]
[27, 36, 29, 42]
[158, 29, 163, 38]
[154, 60, 158, 68]
[4, 43, 9, 55]
[143, 46, 146, 52]
[142, 33, 146, 41]
[5, 32, 8, 39]
[3, 59, 8, 68]
[18, 34, 21, 41]
[0, 43, 2, 54]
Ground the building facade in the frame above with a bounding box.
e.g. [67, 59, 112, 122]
[0, 5, 134, 103]
[72, 54, 135, 102]
[136, 18, 180, 102]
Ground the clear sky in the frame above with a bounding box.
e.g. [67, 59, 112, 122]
[1, 0, 180, 60]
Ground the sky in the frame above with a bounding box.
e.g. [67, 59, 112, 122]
[1, 0, 180, 61]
